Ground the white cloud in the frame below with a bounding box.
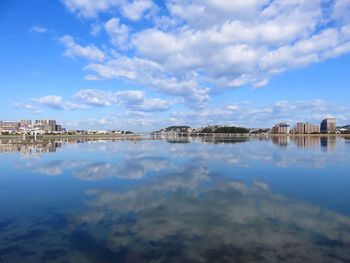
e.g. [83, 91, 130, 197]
[61, 0, 119, 18]
[332, 0, 350, 23]
[61, 0, 156, 20]
[60, 35, 105, 62]
[130, 98, 172, 112]
[13, 102, 43, 114]
[85, 55, 210, 104]
[121, 0, 155, 21]
[169, 100, 350, 128]
[166, 0, 269, 28]
[73, 89, 171, 112]
[57, 0, 350, 113]
[104, 18, 130, 49]
[90, 23, 103, 36]
[115, 90, 145, 104]
[32, 95, 88, 111]
[29, 25, 48, 34]
[73, 89, 116, 107]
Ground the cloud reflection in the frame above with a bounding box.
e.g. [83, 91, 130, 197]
[65, 162, 350, 262]
[14, 137, 350, 182]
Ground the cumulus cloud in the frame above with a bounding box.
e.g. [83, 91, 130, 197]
[60, 35, 105, 62]
[58, 0, 350, 108]
[13, 102, 43, 114]
[61, 0, 156, 20]
[130, 98, 172, 112]
[85, 55, 210, 104]
[332, 0, 350, 23]
[73, 89, 172, 112]
[73, 89, 116, 107]
[32, 95, 88, 111]
[53, 0, 350, 128]
[169, 100, 350, 128]
[121, 0, 155, 21]
[61, 0, 120, 18]
[104, 18, 130, 49]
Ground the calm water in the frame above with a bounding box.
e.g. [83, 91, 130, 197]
[1, 136, 350, 263]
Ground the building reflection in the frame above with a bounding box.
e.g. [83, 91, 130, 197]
[292, 136, 320, 148]
[320, 136, 337, 152]
[0, 137, 140, 156]
[0, 139, 62, 156]
[271, 136, 289, 146]
[271, 136, 338, 151]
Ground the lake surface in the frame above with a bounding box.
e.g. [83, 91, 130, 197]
[0, 136, 350, 263]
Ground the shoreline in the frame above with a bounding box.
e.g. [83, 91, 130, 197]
[0, 133, 349, 141]
[0, 134, 142, 141]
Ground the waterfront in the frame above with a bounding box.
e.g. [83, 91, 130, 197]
[1, 137, 350, 262]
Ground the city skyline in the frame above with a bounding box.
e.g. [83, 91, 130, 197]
[1, 1, 350, 131]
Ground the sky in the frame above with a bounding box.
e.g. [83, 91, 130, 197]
[0, 0, 350, 131]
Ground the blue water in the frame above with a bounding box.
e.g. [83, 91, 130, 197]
[0, 137, 350, 262]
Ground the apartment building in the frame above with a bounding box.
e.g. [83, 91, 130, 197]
[321, 118, 337, 133]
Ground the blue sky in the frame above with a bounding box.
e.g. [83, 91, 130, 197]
[1, 0, 350, 131]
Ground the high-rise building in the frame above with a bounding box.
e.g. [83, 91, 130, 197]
[304, 123, 320, 134]
[34, 120, 57, 132]
[49, 120, 57, 132]
[271, 123, 290, 134]
[296, 123, 304, 134]
[293, 122, 320, 134]
[1, 119, 64, 133]
[20, 120, 32, 129]
[321, 118, 336, 133]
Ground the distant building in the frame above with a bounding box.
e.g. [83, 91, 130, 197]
[321, 118, 336, 133]
[55, 124, 65, 132]
[34, 120, 57, 132]
[0, 121, 20, 132]
[1, 119, 65, 133]
[293, 122, 320, 134]
[295, 123, 304, 134]
[271, 123, 290, 134]
[20, 120, 32, 129]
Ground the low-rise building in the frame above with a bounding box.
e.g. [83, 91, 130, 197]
[0, 121, 20, 132]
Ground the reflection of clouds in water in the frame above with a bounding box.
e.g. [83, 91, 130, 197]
[17, 155, 172, 180]
[17, 139, 350, 183]
[74, 157, 172, 181]
[5, 139, 350, 262]
[66, 164, 350, 262]
[84, 163, 211, 213]
[18, 160, 83, 176]
[164, 140, 350, 169]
